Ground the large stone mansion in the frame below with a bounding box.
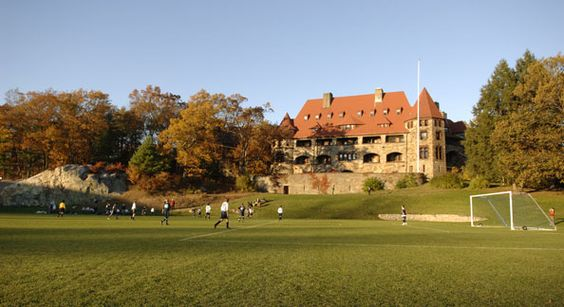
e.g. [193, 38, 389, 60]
[273, 88, 460, 179]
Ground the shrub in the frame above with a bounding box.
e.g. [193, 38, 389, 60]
[235, 175, 255, 192]
[363, 177, 385, 194]
[89, 161, 106, 174]
[395, 173, 420, 189]
[429, 172, 464, 189]
[106, 162, 125, 173]
[468, 176, 490, 189]
[137, 172, 180, 193]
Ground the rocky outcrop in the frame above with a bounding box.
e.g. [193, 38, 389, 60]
[0, 165, 127, 207]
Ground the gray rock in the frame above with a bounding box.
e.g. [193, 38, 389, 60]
[0, 164, 128, 207]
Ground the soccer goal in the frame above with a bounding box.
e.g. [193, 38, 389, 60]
[470, 191, 556, 231]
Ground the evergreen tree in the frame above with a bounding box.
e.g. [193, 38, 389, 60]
[128, 135, 169, 176]
[464, 52, 538, 182]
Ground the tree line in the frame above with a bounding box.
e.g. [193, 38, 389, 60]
[464, 52, 563, 189]
[0, 85, 290, 191]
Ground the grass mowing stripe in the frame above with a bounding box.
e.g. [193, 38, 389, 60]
[178, 221, 274, 241]
[188, 238, 564, 251]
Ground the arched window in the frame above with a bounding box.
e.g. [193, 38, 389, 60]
[274, 152, 285, 163]
[316, 155, 331, 165]
[295, 156, 309, 165]
[363, 153, 380, 163]
[386, 152, 402, 162]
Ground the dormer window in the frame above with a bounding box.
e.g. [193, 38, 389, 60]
[339, 112, 346, 118]
[383, 108, 389, 115]
[315, 113, 321, 120]
[357, 110, 364, 117]
[396, 107, 403, 115]
[327, 112, 333, 119]
[370, 110, 376, 117]
[304, 114, 310, 121]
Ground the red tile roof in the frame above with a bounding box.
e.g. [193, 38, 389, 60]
[291, 88, 444, 138]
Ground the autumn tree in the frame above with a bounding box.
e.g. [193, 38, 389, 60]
[160, 90, 223, 179]
[129, 85, 184, 138]
[491, 55, 564, 189]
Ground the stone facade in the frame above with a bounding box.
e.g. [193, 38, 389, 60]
[273, 88, 448, 180]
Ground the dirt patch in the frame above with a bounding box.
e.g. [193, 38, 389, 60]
[378, 214, 485, 223]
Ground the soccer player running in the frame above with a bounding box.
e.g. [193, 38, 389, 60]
[130, 201, 136, 220]
[161, 200, 170, 225]
[57, 200, 66, 218]
[401, 205, 407, 225]
[277, 205, 283, 221]
[214, 198, 230, 229]
[205, 203, 211, 220]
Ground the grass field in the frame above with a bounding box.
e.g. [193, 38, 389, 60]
[1, 212, 563, 306]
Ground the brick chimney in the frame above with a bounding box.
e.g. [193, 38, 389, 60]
[374, 88, 384, 103]
[323, 92, 333, 108]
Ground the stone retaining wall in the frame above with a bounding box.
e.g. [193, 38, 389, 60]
[257, 172, 422, 194]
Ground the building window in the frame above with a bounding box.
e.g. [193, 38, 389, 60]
[383, 108, 389, 115]
[385, 135, 404, 143]
[327, 112, 333, 119]
[357, 110, 364, 117]
[386, 152, 402, 162]
[274, 152, 285, 162]
[316, 155, 331, 165]
[295, 156, 309, 165]
[436, 132, 441, 140]
[435, 146, 443, 160]
[340, 124, 355, 130]
[338, 152, 357, 161]
[396, 108, 403, 115]
[362, 136, 381, 144]
[304, 114, 310, 120]
[419, 147, 429, 159]
[370, 110, 376, 117]
[363, 153, 380, 163]
[296, 140, 312, 147]
[420, 131, 428, 140]
[336, 137, 358, 145]
[339, 112, 346, 118]
[315, 139, 333, 146]
[315, 113, 321, 120]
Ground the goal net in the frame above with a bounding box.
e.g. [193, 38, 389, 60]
[470, 191, 555, 231]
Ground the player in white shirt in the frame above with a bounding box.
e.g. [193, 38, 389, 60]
[277, 206, 283, 221]
[205, 203, 211, 219]
[401, 205, 407, 225]
[130, 202, 137, 220]
[214, 198, 230, 229]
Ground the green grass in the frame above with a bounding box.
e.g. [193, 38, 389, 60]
[229, 187, 563, 220]
[1, 214, 563, 306]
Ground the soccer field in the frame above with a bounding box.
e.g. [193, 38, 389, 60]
[0, 214, 562, 306]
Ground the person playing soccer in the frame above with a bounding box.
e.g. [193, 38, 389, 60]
[214, 198, 230, 229]
[57, 200, 66, 218]
[549, 207, 556, 227]
[401, 205, 407, 225]
[277, 205, 283, 221]
[238, 204, 245, 222]
[131, 201, 136, 220]
[161, 199, 170, 225]
[205, 203, 211, 220]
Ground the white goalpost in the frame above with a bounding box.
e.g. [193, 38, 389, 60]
[470, 191, 556, 231]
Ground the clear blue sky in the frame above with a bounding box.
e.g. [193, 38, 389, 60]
[1, 0, 562, 123]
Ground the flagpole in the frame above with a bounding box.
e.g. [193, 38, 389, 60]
[416, 59, 420, 173]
